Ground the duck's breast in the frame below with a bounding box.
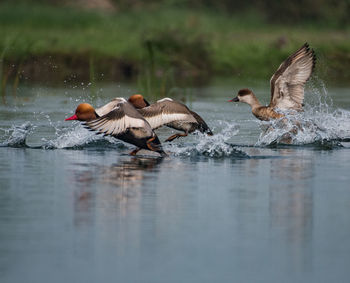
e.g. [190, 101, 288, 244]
[253, 107, 284, 121]
[166, 120, 196, 133]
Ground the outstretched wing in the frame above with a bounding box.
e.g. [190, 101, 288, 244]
[269, 43, 316, 111]
[95, 98, 121, 117]
[84, 100, 151, 137]
[138, 98, 197, 130]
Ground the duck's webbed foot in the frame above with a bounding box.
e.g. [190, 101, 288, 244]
[129, 148, 141, 156]
[146, 137, 167, 156]
[165, 132, 188, 142]
[146, 136, 159, 151]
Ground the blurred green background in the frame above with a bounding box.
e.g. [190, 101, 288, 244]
[0, 0, 349, 96]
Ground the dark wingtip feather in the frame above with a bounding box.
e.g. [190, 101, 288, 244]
[312, 50, 316, 71]
[310, 47, 317, 72]
[82, 124, 95, 132]
[301, 43, 316, 74]
[82, 123, 102, 134]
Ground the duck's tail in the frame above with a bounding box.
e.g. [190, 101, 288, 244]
[190, 110, 213, 136]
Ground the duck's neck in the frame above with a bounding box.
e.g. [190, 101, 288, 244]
[246, 94, 262, 110]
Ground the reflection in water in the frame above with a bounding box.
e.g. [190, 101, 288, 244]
[71, 156, 164, 226]
[268, 149, 314, 273]
[232, 148, 315, 277]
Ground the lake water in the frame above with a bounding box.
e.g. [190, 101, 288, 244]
[1, 82, 350, 283]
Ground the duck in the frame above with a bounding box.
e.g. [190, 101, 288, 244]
[65, 98, 166, 156]
[128, 94, 213, 142]
[228, 43, 316, 121]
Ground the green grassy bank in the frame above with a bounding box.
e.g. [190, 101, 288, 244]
[0, 1, 349, 90]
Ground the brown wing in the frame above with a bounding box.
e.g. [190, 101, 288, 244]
[95, 98, 121, 117]
[138, 98, 197, 130]
[269, 43, 316, 111]
[84, 100, 152, 137]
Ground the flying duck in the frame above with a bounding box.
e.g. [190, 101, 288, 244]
[128, 94, 213, 142]
[228, 43, 316, 121]
[65, 98, 166, 156]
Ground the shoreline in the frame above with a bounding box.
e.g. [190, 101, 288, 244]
[0, 2, 349, 88]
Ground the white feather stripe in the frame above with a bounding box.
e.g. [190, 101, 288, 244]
[91, 121, 108, 130]
[95, 103, 118, 117]
[94, 98, 126, 117]
[89, 119, 108, 127]
[144, 113, 196, 129]
[124, 115, 146, 128]
[86, 115, 148, 136]
[105, 122, 116, 135]
[100, 123, 111, 133]
[157, 98, 173, 103]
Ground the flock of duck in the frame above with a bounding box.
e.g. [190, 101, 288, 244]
[65, 43, 316, 155]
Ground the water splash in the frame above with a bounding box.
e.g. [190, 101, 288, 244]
[0, 122, 33, 147]
[0, 119, 248, 157]
[34, 112, 124, 149]
[256, 116, 344, 148]
[257, 80, 350, 147]
[0, 120, 127, 150]
[41, 123, 126, 150]
[167, 122, 249, 158]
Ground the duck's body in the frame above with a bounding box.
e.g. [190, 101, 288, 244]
[65, 98, 165, 156]
[229, 43, 316, 121]
[253, 106, 284, 121]
[128, 95, 213, 142]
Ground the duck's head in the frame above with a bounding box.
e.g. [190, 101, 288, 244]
[128, 94, 150, 109]
[228, 89, 256, 105]
[65, 103, 97, 121]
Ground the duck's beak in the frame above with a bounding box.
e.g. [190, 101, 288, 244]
[65, 114, 78, 121]
[228, 97, 239, 102]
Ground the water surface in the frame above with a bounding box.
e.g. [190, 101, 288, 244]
[1, 83, 350, 283]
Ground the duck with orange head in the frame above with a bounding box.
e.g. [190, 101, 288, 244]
[65, 98, 166, 156]
[128, 94, 213, 142]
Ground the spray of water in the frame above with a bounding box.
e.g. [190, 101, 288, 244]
[0, 122, 33, 147]
[256, 78, 350, 147]
[2, 79, 349, 155]
[165, 121, 249, 158]
[41, 123, 126, 149]
[0, 119, 247, 158]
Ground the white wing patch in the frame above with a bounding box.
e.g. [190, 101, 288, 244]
[118, 98, 127, 103]
[145, 113, 196, 129]
[157, 98, 173, 103]
[95, 98, 126, 117]
[86, 115, 147, 136]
